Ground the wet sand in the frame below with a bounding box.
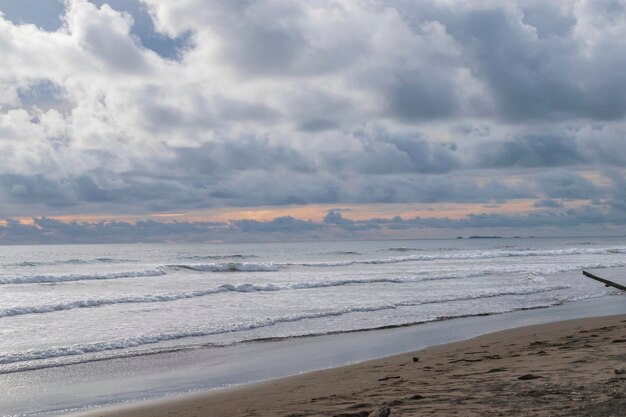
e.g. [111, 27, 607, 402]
[79, 313, 626, 417]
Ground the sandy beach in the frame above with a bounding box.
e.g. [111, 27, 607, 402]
[77, 313, 626, 417]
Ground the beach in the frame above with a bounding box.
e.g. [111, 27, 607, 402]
[4, 1, 626, 415]
[76, 313, 626, 417]
[1, 239, 625, 416]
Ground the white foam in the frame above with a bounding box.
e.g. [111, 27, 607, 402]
[0, 272, 491, 319]
[0, 283, 286, 318]
[7, 258, 133, 267]
[2, 260, 622, 319]
[0, 269, 166, 285]
[177, 254, 255, 261]
[0, 284, 574, 365]
[168, 262, 279, 272]
[291, 247, 626, 267]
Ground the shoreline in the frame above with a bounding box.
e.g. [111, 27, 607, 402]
[3, 294, 625, 416]
[76, 313, 626, 417]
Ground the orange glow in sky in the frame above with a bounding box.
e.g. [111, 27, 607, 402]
[7, 199, 591, 225]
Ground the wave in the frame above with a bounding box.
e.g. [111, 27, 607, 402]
[0, 272, 480, 319]
[292, 247, 626, 267]
[0, 283, 280, 318]
[177, 254, 256, 261]
[0, 269, 166, 285]
[3, 247, 621, 286]
[3, 290, 619, 376]
[383, 247, 462, 253]
[0, 285, 570, 366]
[0, 262, 278, 285]
[320, 251, 362, 255]
[167, 262, 278, 272]
[2, 260, 623, 318]
[7, 258, 134, 267]
[494, 246, 538, 250]
[385, 247, 415, 252]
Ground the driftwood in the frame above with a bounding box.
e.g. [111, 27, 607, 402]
[582, 271, 626, 292]
[368, 405, 391, 417]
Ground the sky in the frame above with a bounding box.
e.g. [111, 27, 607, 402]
[1, 0, 626, 243]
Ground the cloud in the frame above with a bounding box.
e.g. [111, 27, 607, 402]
[2, 203, 625, 244]
[88, 0, 193, 60]
[318, 132, 461, 175]
[533, 199, 563, 208]
[233, 216, 321, 233]
[1, 0, 626, 238]
[443, 2, 626, 121]
[471, 134, 585, 168]
[0, 217, 226, 244]
[532, 169, 603, 200]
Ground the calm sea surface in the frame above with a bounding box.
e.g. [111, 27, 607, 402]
[0, 237, 624, 375]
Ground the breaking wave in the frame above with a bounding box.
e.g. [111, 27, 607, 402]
[0, 283, 276, 318]
[176, 254, 256, 261]
[0, 262, 279, 285]
[385, 247, 418, 252]
[0, 285, 570, 365]
[320, 251, 362, 255]
[1, 260, 622, 318]
[7, 258, 134, 267]
[292, 247, 626, 267]
[0, 273, 478, 319]
[167, 262, 279, 272]
[0, 269, 166, 285]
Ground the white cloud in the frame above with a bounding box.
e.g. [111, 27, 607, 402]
[0, 0, 625, 228]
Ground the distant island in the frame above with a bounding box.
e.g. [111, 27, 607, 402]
[468, 236, 502, 239]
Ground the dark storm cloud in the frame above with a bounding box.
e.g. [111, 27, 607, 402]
[171, 138, 314, 175]
[532, 170, 602, 200]
[391, 0, 626, 121]
[323, 210, 380, 231]
[211, 171, 531, 207]
[329, 206, 626, 232]
[464, 8, 626, 121]
[339, 174, 533, 204]
[449, 206, 624, 229]
[218, 4, 307, 75]
[383, 72, 460, 122]
[233, 216, 320, 233]
[603, 168, 626, 210]
[138, 92, 280, 135]
[1, 169, 533, 218]
[519, 3, 576, 38]
[197, 1, 369, 77]
[290, 90, 351, 132]
[471, 134, 585, 168]
[533, 199, 563, 208]
[320, 136, 460, 175]
[0, 174, 75, 207]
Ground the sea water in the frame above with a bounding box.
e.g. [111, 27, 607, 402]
[0, 237, 624, 378]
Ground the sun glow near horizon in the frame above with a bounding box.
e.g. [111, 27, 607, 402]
[7, 199, 594, 226]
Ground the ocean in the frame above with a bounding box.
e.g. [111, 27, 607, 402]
[0, 237, 624, 375]
[0, 237, 625, 415]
